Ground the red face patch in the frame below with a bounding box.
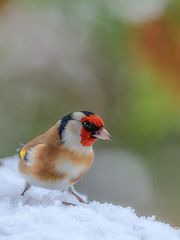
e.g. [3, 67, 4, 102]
[80, 114, 104, 146]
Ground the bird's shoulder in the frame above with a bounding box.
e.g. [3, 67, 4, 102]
[18, 122, 61, 161]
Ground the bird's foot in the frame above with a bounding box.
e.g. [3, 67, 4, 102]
[62, 201, 77, 206]
[68, 186, 88, 204]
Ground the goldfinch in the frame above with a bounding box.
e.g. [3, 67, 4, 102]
[18, 111, 112, 203]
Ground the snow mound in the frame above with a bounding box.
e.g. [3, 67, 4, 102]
[0, 156, 179, 240]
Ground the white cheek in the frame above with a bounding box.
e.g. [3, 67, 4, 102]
[63, 121, 81, 143]
[62, 120, 93, 153]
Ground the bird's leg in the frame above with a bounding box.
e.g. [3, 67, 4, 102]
[68, 186, 87, 204]
[21, 182, 31, 196]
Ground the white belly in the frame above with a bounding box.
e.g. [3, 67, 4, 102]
[22, 174, 71, 190]
[22, 160, 88, 190]
[55, 160, 87, 180]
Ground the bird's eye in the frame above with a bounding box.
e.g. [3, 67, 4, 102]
[82, 121, 92, 130]
[82, 121, 100, 132]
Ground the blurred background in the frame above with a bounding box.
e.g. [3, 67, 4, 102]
[0, 0, 180, 226]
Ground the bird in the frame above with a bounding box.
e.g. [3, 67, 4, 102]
[18, 111, 112, 204]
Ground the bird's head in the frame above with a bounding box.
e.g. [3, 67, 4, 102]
[58, 111, 112, 151]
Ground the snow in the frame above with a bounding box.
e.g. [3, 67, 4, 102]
[0, 156, 179, 240]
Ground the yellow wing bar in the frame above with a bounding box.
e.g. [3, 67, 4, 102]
[19, 148, 27, 160]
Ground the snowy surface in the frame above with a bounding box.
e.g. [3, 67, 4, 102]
[0, 156, 179, 240]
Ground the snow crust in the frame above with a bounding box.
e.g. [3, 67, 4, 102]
[0, 156, 179, 240]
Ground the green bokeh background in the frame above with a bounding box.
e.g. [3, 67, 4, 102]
[0, 0, 180, 226]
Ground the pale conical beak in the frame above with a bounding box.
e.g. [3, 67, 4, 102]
[93, 128, 112, 141]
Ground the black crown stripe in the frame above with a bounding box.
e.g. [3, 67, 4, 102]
[58, 113, 72, 140]
[81, 111, 94, 116]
